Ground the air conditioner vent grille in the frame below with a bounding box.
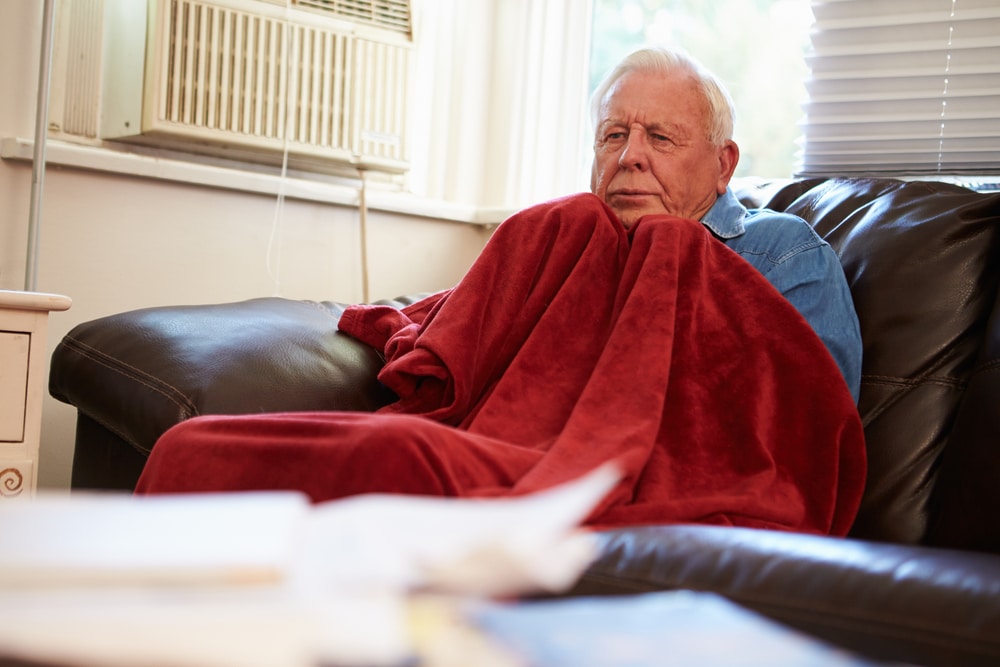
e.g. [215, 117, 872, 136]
[292, 0, 411, 36]
[53, 0, 410, 174]
[162, 2, 296, 140]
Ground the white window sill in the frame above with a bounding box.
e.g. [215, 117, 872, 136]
[1, 137, 512, 226]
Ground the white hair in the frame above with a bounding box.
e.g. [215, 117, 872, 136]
[590, 47, 736, 146]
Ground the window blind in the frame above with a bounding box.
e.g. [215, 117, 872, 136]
[797, 0, 1000, 177]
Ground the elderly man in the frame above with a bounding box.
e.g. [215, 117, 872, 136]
[137, 48, 866, 537]
[591, 47, 860, 399]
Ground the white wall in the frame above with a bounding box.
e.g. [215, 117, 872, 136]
[0, 0, 495, 489]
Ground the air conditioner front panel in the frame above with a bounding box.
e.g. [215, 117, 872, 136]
[96, 0, 410, 173]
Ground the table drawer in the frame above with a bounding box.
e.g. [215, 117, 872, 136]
[0, 331, 30, 442]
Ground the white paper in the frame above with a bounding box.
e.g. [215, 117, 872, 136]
[0, 491, 308, 588]
[0, 587, 411, 667]
[0, 463, 621, 667]
[296, 461, 621, 596]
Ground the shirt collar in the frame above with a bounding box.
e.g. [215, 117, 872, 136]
[699, 187, 747, 239]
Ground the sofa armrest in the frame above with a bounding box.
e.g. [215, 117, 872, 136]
[570, 525, 1000, 666]
[49, 297, 399, 459]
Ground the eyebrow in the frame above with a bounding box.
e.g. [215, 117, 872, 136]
[597, 119, 689, 138]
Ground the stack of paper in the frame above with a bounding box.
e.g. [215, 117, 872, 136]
[0, 464, 621, 667]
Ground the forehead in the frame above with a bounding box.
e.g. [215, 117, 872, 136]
[597, 69, 708, 128]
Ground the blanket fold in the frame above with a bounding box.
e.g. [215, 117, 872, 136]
[137, 193, 866, 536]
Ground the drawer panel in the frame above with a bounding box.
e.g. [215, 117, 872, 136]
[0, 331, 30, 442]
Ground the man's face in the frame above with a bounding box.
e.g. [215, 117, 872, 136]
[590, 69, 739, 228]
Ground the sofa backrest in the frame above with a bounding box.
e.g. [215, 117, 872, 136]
[732, 177, 1000, 553]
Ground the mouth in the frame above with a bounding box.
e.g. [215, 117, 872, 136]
[609, 189, 656, 200]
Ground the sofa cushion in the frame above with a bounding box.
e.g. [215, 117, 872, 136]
[930, 284, 1000, 553]
[572, 524, 1000, 666]
[734, 178, 1000, 547]
[49, 298, 397, 457]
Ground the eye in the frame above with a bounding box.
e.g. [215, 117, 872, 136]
[597, 129, 627, 151]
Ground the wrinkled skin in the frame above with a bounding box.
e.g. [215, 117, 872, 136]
[591, 69, 739, 228]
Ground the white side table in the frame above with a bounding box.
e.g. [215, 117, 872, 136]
[0, 290, 72, 498]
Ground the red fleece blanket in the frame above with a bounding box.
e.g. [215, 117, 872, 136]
[137, 194, 866, 535]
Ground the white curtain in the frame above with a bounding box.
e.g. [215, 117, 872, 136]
[798, 0, 1000, 177]
[407, 0, 592, 209]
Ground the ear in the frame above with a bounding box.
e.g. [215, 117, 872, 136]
[716, 140, 740, 194]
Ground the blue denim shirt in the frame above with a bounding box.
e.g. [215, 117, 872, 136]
[701, 188, 862, 402]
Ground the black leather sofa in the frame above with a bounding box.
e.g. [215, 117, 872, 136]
[49, 177, 1000, 666]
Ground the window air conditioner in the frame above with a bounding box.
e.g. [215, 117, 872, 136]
[51, 0, 412, 174]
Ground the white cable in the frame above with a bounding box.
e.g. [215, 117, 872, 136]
[266, 0, 294, 296]
[358, 168, 370, 303]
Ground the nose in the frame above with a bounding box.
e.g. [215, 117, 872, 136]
[618, 128, 651, 171]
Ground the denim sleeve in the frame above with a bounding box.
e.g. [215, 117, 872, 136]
[760, 244, 863, 402]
